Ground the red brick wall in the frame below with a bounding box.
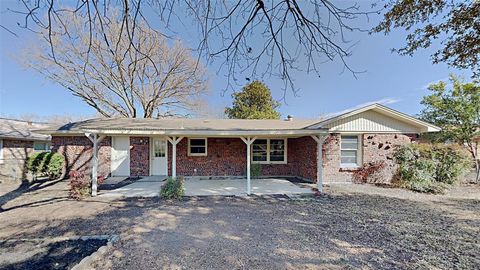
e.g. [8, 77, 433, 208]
[169, 138, 246, 176]
[130, 137, 149, 176]
[169, 137, 317, 181]
[322, 133, 413, 183]
[52, 136, 111, 178]
[293, 136, 317, 181]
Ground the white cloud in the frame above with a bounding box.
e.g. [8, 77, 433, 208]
[324, 98, 401, 119]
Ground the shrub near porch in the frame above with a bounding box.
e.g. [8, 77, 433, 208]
[394, 143, 470, 193]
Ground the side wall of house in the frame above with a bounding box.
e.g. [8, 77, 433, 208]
[322, 133, 414, 183]
[0, 139, 34, 182]
[52, 136, 112, 178]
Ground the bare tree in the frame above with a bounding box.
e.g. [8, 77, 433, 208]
[8, 0, 377, 97]
[21, 9, 209, 118]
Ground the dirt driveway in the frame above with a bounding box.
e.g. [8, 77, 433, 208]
[0, 180, 479, 269]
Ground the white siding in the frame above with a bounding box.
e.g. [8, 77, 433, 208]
[325, 110, 421, 133]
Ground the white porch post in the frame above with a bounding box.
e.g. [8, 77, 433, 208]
[86, 133, 106, 197]
[167, 136, 184, 178]
[311, 134, 327, 192]
[240, 137, 256, 195]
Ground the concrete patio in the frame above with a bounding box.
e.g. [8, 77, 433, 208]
[98, 177, 314, 198]
[184, 178, 314, 196]
[99, 176, 167, 198]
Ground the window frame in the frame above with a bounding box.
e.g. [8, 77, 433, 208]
[251, 138, 288, 164]
[340, 135, 362, 168]
[33, 141, 51, 152]
[188, 138, 208, 156]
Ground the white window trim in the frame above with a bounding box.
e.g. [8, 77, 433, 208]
[188, 138, 208, 156]
[251, 138, 288, 165]
[340, 134, 362, 168]
[0, 139, 3, 163]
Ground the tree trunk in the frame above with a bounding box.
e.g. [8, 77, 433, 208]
[475, 159, 480, 183]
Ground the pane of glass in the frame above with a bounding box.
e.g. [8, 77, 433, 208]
[154, 140, 165, 157]
[270, 155, 285, 162]
[341, 150, 357, 164]
[190, 139, 206, 146]
[252, 139, 267, 162]
[341, 136, 358, 150]
[270, 139, 285, 150]
[190, 146, 206, 154]
[253, 144, 267, 152]
[269, 139, 285, 162]
[253, 152, 267, 161]
[34, 142, 46, 151]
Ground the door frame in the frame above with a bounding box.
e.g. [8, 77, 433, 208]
[111, 136, 131, 176]
[149, 137, 169, 176]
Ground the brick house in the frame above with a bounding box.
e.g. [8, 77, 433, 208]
[39, 104, 440, 195]
[0, 118, 51, 182]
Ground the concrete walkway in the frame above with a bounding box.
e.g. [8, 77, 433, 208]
[184, 178, 314, 196]
[99, 176, 166, 198]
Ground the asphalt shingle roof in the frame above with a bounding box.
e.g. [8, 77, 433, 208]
[42, 118, 321, 133]
[0, 118, 51, 141]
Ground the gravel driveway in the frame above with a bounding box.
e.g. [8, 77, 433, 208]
[1, 180, 479, 269]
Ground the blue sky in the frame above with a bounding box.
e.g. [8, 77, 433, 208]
[0, 1, 471, 120]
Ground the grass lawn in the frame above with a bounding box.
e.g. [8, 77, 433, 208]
[0, 180, 479, 269]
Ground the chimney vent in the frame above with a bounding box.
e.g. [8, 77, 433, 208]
[286, 115, 293, 121]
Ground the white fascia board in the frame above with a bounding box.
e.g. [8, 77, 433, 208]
[80, 129, 329, 137]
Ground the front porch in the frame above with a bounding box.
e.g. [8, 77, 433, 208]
[184, 177, 314, 196]
[94, 134, 327, 197]
[98, 176, 314, 198]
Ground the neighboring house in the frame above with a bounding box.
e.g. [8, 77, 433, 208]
[39, 104, 440, 195]
[0, 118, 51, 182]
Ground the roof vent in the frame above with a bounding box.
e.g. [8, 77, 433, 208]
[286, 115, 293, 121]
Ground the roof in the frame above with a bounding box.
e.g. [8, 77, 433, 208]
[39, 104, 440, 136]
[40, 118, 324, 136]
[0, 118, 51, 141]
[306, 104, 441, 132]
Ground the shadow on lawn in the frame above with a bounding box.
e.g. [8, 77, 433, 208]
[5, 194, 479, 269]
[0, 238, 107, 270]
[0, 178, 65, 212]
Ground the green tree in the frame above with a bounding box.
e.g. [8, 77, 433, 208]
[225, 81, 281, 119]
[421, 75, 480, 182]
[374, 1, 480, 77]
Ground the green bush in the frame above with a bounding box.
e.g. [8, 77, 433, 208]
[46, 153, 65, 179]
[394, 144, 470, 194]
[27, 152, 48, 177]
[27, 152, 65, 179]
[160, 177, 185, 199]
[250, 163, 262, 178]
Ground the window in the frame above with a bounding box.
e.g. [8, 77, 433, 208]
[252, 139, 287, 164]
[33, 141, 51, 152]
[340, 135, 360, 167]
[153, 140, 166, 157]
[188, 138, 207, 156]
[252, 139, 268, 162]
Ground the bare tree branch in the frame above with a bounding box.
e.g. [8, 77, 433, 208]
[21, 9, 209, 118]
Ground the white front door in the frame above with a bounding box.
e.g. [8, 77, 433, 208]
[111, 136, 130, 176]
[151, 138, 168, 175]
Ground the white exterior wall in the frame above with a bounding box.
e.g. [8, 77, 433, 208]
[324, 110, 422, 133]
